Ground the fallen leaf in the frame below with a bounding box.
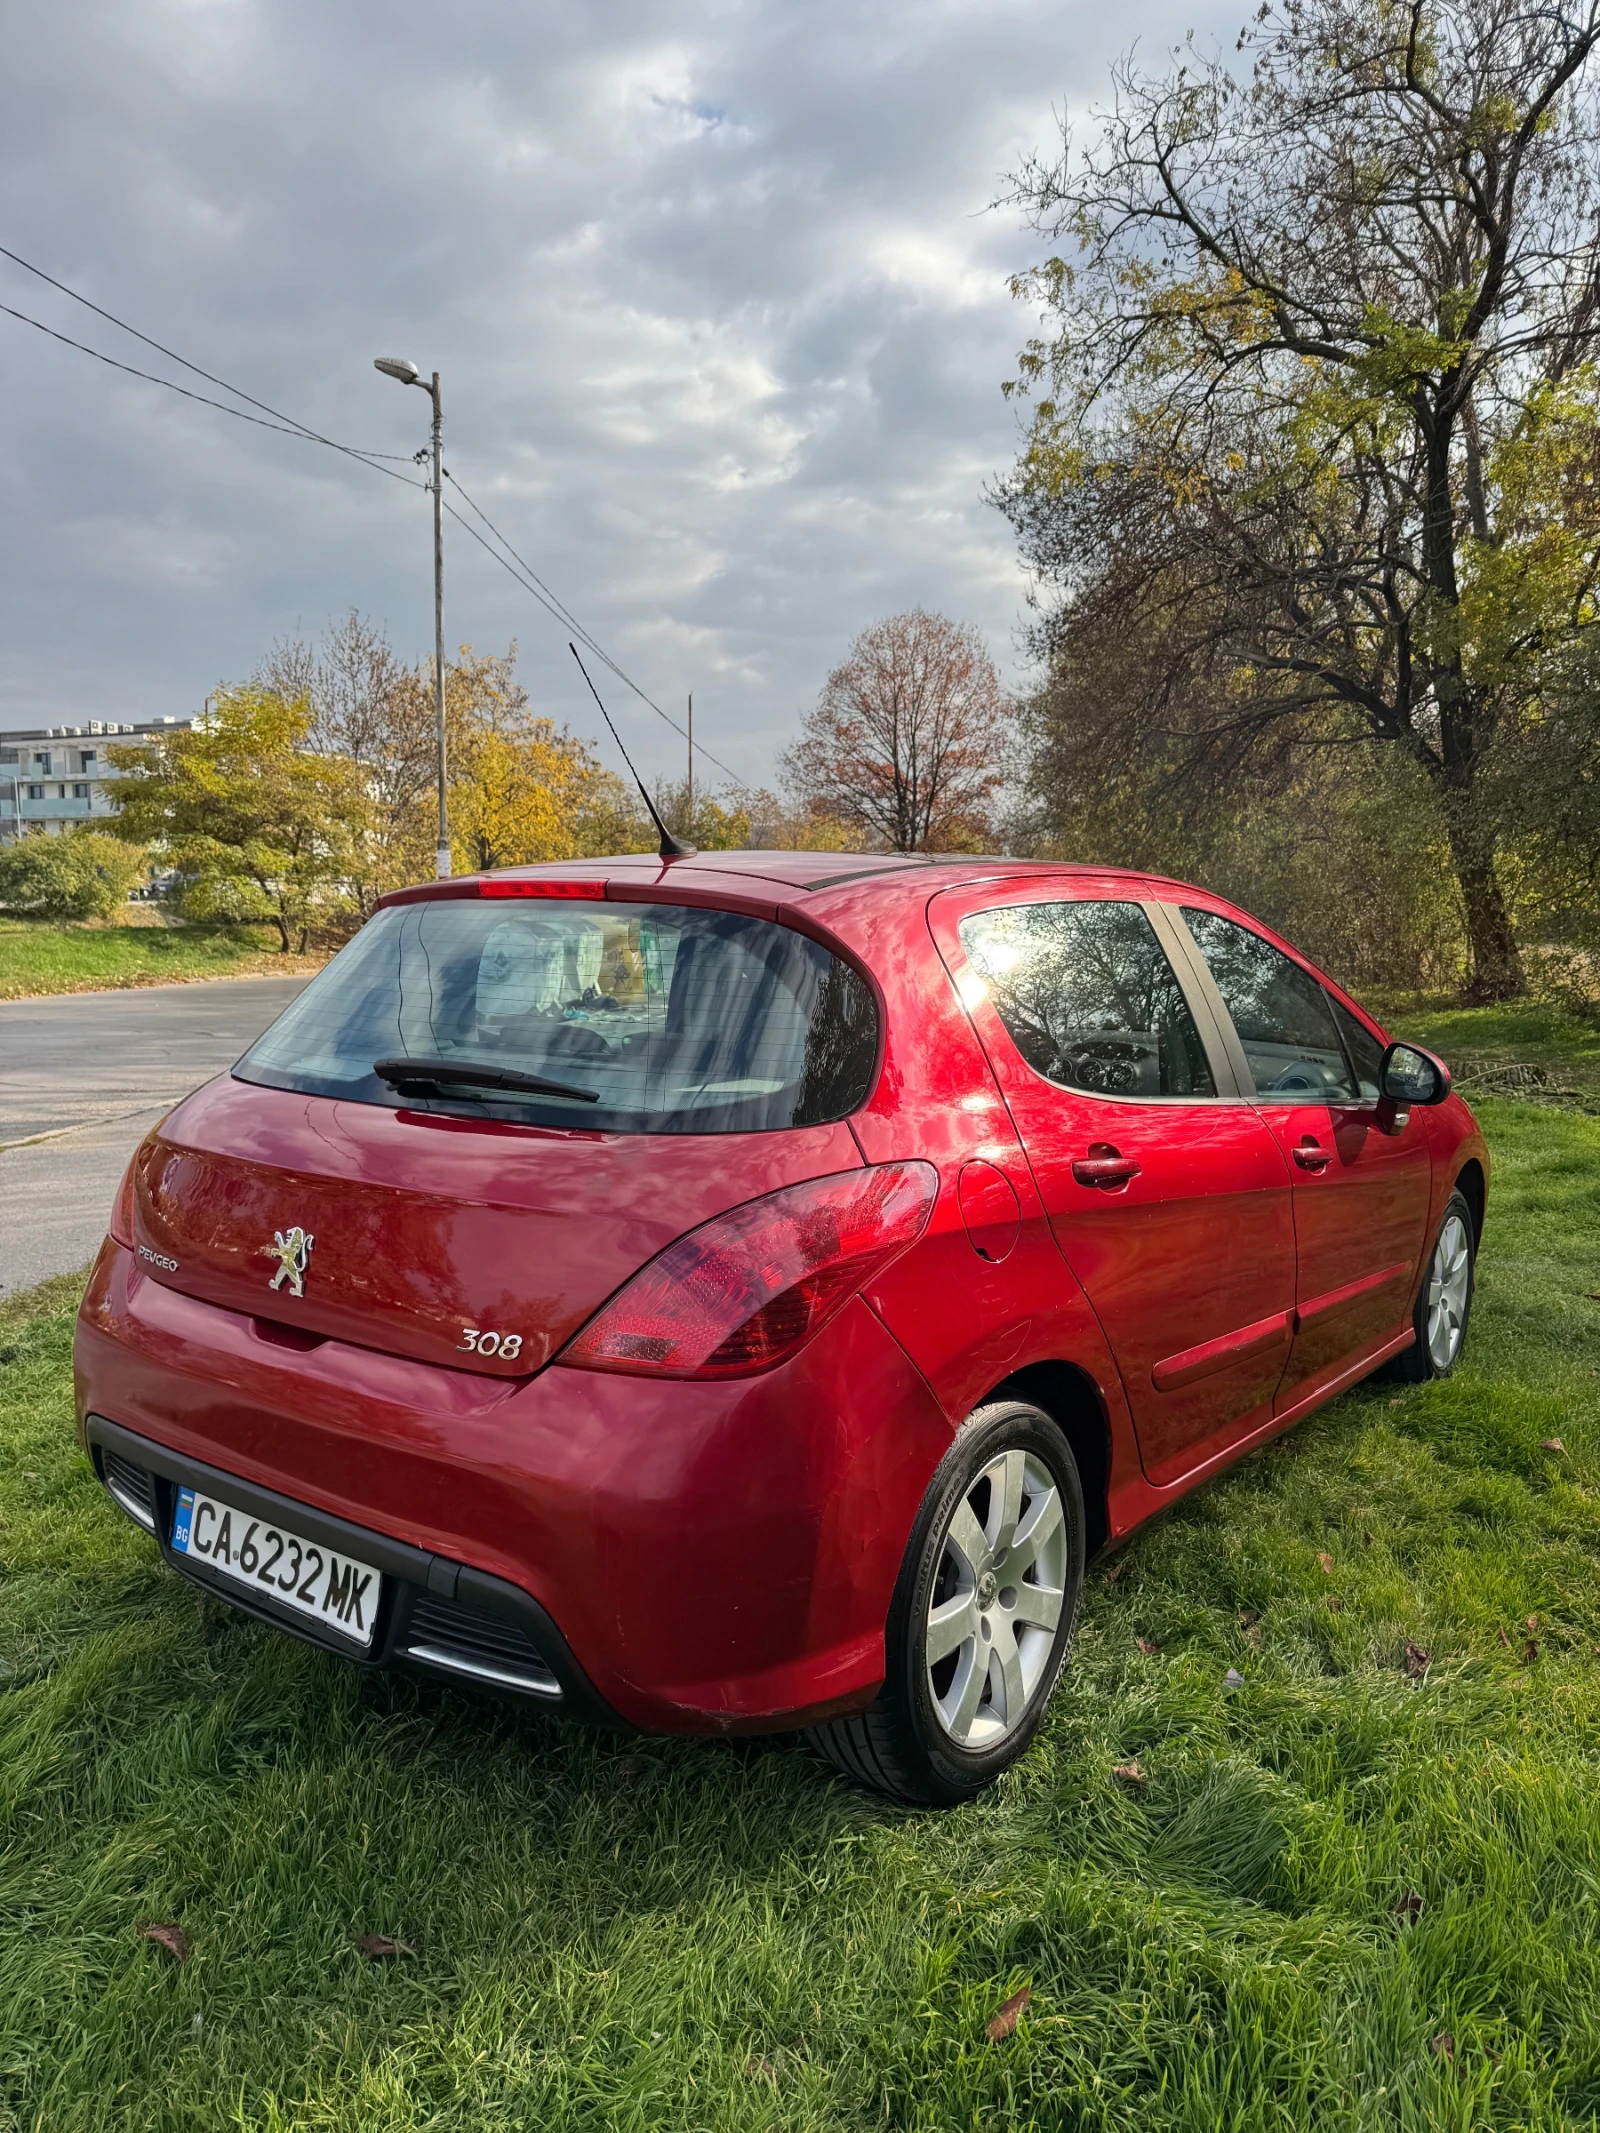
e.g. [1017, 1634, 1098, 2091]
[610, 1754, 645, 1789]
[1111, 1760, 1146, 1785]
[1394, 1891, 1424, 1924]
[1222, 1667, 1245, 1691]
[355, 1934, 414, 1960]
[1135, 1636, 1162, 1655]
[1317, 1552, 1335, 1575]
[1238, 1608, 1261, 1628]
[744, 2054, 777, 2084]
[986, 1986, 1030, 2042]
[1103, 1562, 1124, 1583]
[1527, 1614, 1539, 1632]
[1525, 1638, 1539, 1663]
[1431, 2031, 1455, 2063]
[1404, 1639, 1430, 1679]
[136, 1922, 187, 1963]
[1497, 1624, 1511, 1647]
[1541, 1439, 1566, 1454]
[1326, 1596, 1343, 1613]
[1584, 1292, 1600, 1303]
[1389, 1397, 1403, 1406]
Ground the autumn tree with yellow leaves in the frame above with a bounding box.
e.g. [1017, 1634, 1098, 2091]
[259, 614, 646, 897]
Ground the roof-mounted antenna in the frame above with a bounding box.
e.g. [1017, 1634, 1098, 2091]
[568, 643, 697, 862]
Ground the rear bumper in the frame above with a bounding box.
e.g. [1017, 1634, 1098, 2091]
[86, 1412, 621, 1722]
[74, 1241, 955, 1734]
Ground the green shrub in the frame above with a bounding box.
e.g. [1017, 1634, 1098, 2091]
[0, 829, 146, 919]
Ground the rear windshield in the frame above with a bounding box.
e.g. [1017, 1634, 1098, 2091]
[235, 897, 879, 1135]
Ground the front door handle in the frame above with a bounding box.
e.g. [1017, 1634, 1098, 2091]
[1292, 1137, 1333, 1172]
[1072, 1144, 1141, 1189]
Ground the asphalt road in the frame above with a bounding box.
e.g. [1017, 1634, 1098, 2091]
[0, 977, 311, 1298]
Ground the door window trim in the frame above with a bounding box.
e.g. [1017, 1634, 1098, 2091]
[1141, 902, 1254, 1101]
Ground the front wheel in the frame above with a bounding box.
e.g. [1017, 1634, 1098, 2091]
[1386, 1187, 1476, 1384]
[810, 1400, 1084, 1806]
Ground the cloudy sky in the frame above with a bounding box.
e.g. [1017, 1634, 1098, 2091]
[1, 0, 1226, 788]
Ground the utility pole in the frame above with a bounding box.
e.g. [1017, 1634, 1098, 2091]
[375, 355, 451, 877]
[429, 373, 447, 878]
[686, 692, 693, 829]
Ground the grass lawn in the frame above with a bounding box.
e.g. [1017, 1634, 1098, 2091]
[1381, 996, 1600, 1100]
[0, 918, 326, 1001]
[3, 1018, 1600, 2129]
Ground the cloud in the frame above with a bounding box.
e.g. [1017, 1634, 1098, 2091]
[0, 0, 1230, 786]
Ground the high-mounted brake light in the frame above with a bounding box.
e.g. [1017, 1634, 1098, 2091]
[559, 1162, 938, 1379]
[479, 878, 606, 899]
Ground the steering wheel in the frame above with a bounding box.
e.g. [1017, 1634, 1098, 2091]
[1263, 1060, 1337, 1094]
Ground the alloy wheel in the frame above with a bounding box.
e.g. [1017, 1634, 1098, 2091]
[924, 1448, 1067, 1748]
[1426, 1211, 1472, 1370]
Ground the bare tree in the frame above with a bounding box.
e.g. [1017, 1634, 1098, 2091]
[1000, 0, 1600, 999]
[259, 610, 432, 802]
[783, 610, 1013, 852]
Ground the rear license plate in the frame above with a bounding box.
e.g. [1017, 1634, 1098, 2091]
[170, 1487, 381, 1648]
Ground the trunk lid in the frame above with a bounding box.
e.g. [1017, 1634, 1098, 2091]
[132, 1074, 863, 1376]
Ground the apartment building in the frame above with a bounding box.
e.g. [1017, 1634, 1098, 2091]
[0, 718, 192, 842]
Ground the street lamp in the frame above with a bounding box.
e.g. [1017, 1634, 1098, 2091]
[374, 355, 450, 879]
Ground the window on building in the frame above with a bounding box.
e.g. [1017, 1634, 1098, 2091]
[33, 753, 51, 772]
[27, 785, 45, 801]
[79, 751, 97, 771]
[73, 783, 91, 800]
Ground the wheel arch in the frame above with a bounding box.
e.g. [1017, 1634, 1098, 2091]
[981, 1358, 1112, 1560]
[1453, 1157, 1486, 1246]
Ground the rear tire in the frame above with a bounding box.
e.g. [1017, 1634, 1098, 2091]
[810, 1400, 1084, 1806]
[1385, 1187, 1476, 1384]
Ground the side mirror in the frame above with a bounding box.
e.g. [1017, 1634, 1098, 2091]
[1380, 1041, 1451, 1107]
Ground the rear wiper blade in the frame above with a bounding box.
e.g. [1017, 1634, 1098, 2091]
[373, 1056, 600, 1104]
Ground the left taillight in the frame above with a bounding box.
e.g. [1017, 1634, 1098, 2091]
[558, 1161, 939, 1379]
[108, 1153, 137, 1248]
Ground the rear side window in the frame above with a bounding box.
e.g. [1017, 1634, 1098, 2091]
[960, 899, 1216, 1097]
[236, 899, 878, 1135]
[1181, 909, 1357, 1103]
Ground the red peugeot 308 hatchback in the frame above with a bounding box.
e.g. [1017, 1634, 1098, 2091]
[76, 850, 1486, 1804]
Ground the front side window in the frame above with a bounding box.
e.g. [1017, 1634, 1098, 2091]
[1328, 995, 1385, 1099]
[1182, 909, 1357, 1104]
[960, 899, 1216, 1098]
[237, 899, 878, 1135]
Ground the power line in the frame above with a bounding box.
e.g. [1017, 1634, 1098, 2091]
[0, 298, 424, 477]
[1, 240, 742, 784]
[0, 241, 418, 465]
[443, 469, 752, 790]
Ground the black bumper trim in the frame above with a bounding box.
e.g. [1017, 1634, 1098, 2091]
[84, 1413, 630, 1732]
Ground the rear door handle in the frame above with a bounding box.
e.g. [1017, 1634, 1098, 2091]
[1292, 1138, 1333, 1172]
[1072, 1145, 1141, 1189]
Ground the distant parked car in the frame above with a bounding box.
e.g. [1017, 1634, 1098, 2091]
[76, 850, 1485, 1803]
